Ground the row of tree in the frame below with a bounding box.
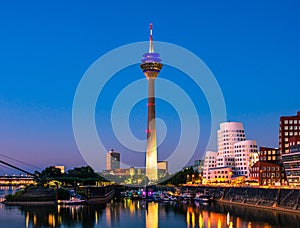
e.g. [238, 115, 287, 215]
[33, 165, 200, 187]
[33, 166, 107, 187]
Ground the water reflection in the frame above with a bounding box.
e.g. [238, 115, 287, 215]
[1, 197, 300, 227]
[19, 204, 106, 227]
[0, 185, 18, 202]
[146, 201, 158, 228]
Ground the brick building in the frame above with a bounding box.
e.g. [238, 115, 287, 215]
[279, 111, 300, 154]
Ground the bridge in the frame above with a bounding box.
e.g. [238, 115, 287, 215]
[0, 158, 37, 186]
[0, 175, 35, 186]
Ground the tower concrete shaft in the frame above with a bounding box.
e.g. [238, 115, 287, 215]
[140, 67, 162, 181]
[146, 77, 158, 181]
[140, 23, 162, 182]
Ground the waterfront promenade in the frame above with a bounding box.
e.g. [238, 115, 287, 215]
[115, 185, 300, 213]
[184, 186, 300, 213]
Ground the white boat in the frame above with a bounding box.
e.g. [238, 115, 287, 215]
[194, 193, 212, 203]
[58, 198, 86, 205]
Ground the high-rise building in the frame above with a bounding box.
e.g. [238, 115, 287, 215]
[279, 111, 300, 154]
[140, 23, 163, 182]
[106, 149, 120, 170]
[157, 161, 168, 172]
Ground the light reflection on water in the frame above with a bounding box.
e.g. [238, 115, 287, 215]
[0, 185, 18, 202]
[0, 190, 299, 228]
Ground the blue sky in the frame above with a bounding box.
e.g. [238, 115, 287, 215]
[0, 1, 299, 173]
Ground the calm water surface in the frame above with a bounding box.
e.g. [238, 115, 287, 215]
[1, 186, 300, 228]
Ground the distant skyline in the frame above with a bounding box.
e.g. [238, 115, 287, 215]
[0, 1, 300, 174]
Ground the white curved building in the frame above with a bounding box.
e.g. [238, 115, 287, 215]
[234, 140, 258, 178]
[217, 122, 246, 168]
[217, 122, 246, 157]
[203, 151, 218, 182]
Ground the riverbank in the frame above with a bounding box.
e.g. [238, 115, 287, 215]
[217, 199, 300, 214]
[3, 201, 56, 206]
[115, 185, 300, 213]
[2, 185, 115, 205]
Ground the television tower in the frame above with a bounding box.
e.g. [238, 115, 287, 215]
[140, 23, 163, 182]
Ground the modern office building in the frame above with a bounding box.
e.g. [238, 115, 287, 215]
[234, 140, 258, 178]
[106, 149, 120, 170]
[157, 161, 168, 172]
[282, 136, 300, 185]
[140, 23, 163, 182]
[279, 111, 300, 154]
[192, 159, 204, 173]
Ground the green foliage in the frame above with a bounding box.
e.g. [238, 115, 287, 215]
[57, 188, 70, 200]
[67, 166, 99, 179]
[5, 194, 14, 201]
[33, 166, 109, 187]
[161, 167, 195, 185]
